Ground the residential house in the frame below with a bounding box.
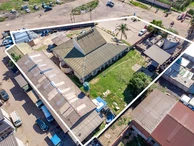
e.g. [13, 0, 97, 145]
[53, 27, 129, 82]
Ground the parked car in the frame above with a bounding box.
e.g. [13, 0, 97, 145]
[138, 29, 147, 36]
[10, 111, 22, 127]
[5, 44, 12, 49]
[25, 8, 30, 13]
[106, 1, 114, 7]
[44, 6, 52, 12]
[148, 65, 157, 72]
[48, 133, 63, 146]
[0, 89, 9, 101]
[34, 5, 39, 10]
[177, 15, 182, 20]
[36, 118, 49, 132]
[10, 9, 17, 14]
[36, 99, 44, 109]
[47, 44, 57, 52]
[41, 105, 54, 122]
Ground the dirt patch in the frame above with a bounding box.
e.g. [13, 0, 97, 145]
[0, 0, 10, 4]
[99, 108, 132, 146]
[90, 78, 99, 84]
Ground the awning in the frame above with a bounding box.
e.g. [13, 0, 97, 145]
[92, 96, 107, 112]
[144, 45, 171, 65]
[15, 74, 28, 88]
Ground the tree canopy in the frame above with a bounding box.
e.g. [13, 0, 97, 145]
[147, 20, 163, 34]
[115, 23, 129, 40]
[127, 72, 152, 97]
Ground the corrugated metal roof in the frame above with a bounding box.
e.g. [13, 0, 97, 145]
[0, 109, 4, 122]
[0, 134, 18, 146]
[144, 45, 171, 65]
[75, 28, 106, 55]
[53, 40, 127, 80]
[131, 89, 177, 133]
[151, 102, 194, 146]
[14, 74, 28, 88]
[17, 52, 96, 128]
[16, 51, 103, 141]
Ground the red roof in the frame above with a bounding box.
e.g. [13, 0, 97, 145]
[151, 102, 194, 146]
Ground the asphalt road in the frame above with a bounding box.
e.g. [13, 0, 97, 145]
[0, 0, 190, 38]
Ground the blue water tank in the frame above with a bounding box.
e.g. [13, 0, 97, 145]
[83, 82, 90, 92]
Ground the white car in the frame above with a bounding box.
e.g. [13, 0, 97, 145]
[138, 29, 147, 36]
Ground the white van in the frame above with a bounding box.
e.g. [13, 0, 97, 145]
[41, 105, 54, 122]
[10, 111, 22, 127]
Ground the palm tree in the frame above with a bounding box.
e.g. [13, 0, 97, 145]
[115, 23, 129, 40]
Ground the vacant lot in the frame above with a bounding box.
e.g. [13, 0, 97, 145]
[89, 50, 146, 114]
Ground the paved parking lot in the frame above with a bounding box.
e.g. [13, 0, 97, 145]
[0, 45, 77, 146]
[0, 48, 54, 146]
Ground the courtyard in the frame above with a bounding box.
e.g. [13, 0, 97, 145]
[88, 49, 147, 114]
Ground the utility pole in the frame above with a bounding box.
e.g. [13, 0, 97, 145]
[70, 8, 75, 23]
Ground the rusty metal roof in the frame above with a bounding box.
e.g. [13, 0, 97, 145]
[131, 89, 177, 133]
[151, 102, 194, 146]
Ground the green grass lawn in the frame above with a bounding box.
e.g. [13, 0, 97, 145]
[130, 1, 149, 10]
[72, 0, 99, 15]
[0, 0, 54, 11]
[88, 50, 146, 114]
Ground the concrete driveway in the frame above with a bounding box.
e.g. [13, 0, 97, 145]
[0, 50, 54, 146]
[0, 0, 190, 38]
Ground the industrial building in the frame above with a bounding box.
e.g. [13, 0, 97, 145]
[16, 51, 104, 142]
[126, 89, 194, 146]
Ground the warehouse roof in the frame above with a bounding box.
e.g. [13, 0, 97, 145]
[131, 89, 177, 133]
[17, 51, 97, 130]
[53, 28, 128, 79]
[0, 135, 18, 146]
[144, 45, 171, 65]
[152, 102, 194, 146]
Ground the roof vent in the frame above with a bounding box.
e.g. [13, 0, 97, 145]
[50, 81, 56, 87]
[40, 68, 52, 74]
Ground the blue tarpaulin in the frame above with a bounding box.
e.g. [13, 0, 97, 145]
[93, 97, 107, 112]
[51, 134, 61, 146]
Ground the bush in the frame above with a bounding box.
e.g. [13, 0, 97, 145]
[72, 0, 99, 15]
[130, 1, 149, 10]
[188, 9, 194, 15]
[167, 28, 179, 35]
[127, 72, 152, 97]
[0, 17, 6, 22]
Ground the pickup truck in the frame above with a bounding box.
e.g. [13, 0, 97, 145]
[48, 133, 63, 146]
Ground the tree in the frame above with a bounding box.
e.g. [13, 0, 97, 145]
[115, 23, 129, 40]
[8, 53, 21, 68]
[147, 20, 163, 34]
[127, 72, 151, 97]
